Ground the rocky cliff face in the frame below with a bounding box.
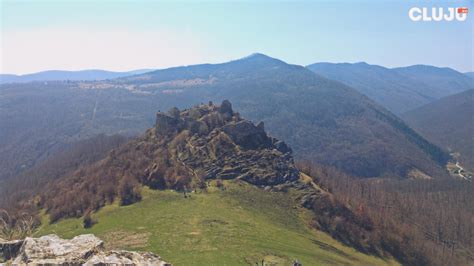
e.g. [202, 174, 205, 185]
[0, 234, 170, 265]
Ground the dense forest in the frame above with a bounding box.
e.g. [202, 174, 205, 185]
[298, 162, 474, 265]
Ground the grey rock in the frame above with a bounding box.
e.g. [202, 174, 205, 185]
[274, 140, 292, 154]
[156, 112, 180, 136]
[168, 107, 180, 119]
[153, 101, 299, 187]
[219, 99, 233, 115]
[4, 234, 171, 265]
[12, 234, 103, 265]
[222, 120, 271, 149]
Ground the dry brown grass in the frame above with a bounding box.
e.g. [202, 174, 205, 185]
[102, 230, 151, 250]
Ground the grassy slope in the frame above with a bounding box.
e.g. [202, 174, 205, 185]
[36, 181, 397, 265]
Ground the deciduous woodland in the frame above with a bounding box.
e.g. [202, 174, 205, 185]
[298, 162, 474, 266]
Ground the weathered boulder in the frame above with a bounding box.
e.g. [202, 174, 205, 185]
[12, 234, 103, 265]
[4, 234, 171, 265]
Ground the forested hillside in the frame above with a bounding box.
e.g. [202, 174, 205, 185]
[307, 62, 472, 114]
[403, 89, 474, 171]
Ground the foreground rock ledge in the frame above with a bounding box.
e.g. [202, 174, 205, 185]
[0, 234, 171, 265]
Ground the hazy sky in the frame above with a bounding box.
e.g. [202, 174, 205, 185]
[1, 0, 472, 74]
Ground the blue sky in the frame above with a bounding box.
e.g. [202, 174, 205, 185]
[1, 0, 472, 74]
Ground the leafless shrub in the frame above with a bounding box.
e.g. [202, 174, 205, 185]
[0, 209, 36, 240]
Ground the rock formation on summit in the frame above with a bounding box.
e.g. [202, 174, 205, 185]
[150, 100, 299, 187]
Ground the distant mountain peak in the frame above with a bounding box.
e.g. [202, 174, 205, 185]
[236, 53, 285, 64]
[353, 62, 372, 67]
[242, 52, 271, 59]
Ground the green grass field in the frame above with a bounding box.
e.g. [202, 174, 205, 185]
[36, 181, 398, 265]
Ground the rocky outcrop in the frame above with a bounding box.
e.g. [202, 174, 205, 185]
[156, 112, 181, 136]
[151, 100, 299, 187]
[1, 234, 170, 265]
[12, 234, 103, 265]
[218, 99, 233, 116]
[222, 120, 272, 149]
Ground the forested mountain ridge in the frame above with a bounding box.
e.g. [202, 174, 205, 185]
[307, 62, 473, 114]
[393, 65, 473, 98]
